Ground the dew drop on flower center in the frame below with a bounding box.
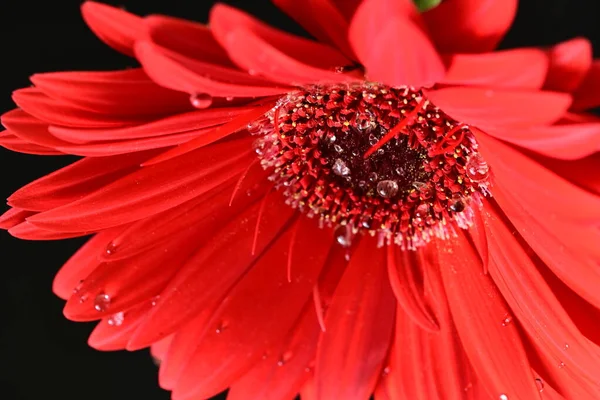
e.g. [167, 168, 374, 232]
[250, 82, 491, 249]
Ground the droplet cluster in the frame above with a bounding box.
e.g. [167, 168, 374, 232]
[253, 83, 491, 249]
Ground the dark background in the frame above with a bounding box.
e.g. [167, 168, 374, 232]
[0, 0, 599, 399]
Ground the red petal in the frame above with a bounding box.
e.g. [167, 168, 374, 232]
[314, 237, 396, 400]
[544, 38, 592, 93]
[0, 208, 35, 229]
[443, 49, 549, 89]
[210, 4, 351, 73]
[88, 301, 154, 351]
[272, 0, 357, 60]
[8, 149, 152, 212]
[435, 233, 541, 400]
[12, 88, 146, 128]
[427, 87, 571, 130]
[26, 138, 254, 232]
[145, 15, 233, 66]
[350, 0, 444, 87]
[485, 205, 600, 397]
[49, 107, 253, 143]
[171, 218, 332, 399]
[483, 119, 600, 160]
[387, 247, 439, 332]
[572, 61, 600, 110]
[134, 41, 292, 96]
[423, 0, 518, 53]
[0, 131, 62, 155]
[81, 1, 145, 56]
[9, 222, 90, 240]
[52, 228, 125, 299]
[476, 131, 600, 222]
[30, 69, 191, 117]
[538, 153, 600, 196]
[227, 244, 349, 400]
[126, 196, 295, 349]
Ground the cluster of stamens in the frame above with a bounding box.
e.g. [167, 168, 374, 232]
[250, 83, 491, 249]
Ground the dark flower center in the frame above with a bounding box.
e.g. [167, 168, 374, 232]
[251, 83, 491, 249]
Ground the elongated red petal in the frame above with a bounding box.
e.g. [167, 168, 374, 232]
[81, 1, 145, 56]
[435, 233, 541, 400]
[8, 149, 153, 212]
[544, 38, 592, 92]
[423, 0, 518, 53]
[350, 0, 444, 87]
[31, 69, 190, 117]
[0, 208, 35, 229]
[88, 301, 154, 351]
[26, 138, 254, 232]
[127, 196, 295, 349]
[427, 87, 571, 130]
[314, 237, 396, 400]
[172, 218, 332, 399]
[387, 247, 439, 332]
[443, 49, 549, 89]
[145, 15, 233, 66]
[485, 204, 600, 397]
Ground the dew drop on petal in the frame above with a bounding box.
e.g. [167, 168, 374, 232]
[94, 293, 111, 312]
[499, 395, 508, 400]
[558, 361, 565, 368]
[334, 224, 353, 248]
[369, 172, 379, 182]
[105, 241, 118, 256]
[535, 378, 544, 392]
[415, 203, 430, 219]
[190, 93, 213, 108]
[225, 96, 234, 101]
[332, 159, 350, 176]
[73, 280, 84, 294]
[412, 181, 427, 190]
[466, 153, 490, 182]
[334, 144, 343, 153]
[501, 314, 513, 326]
[277, 351, 293, 366]
[151, 295, 160, 307]
[381, 366, 390, 377]
[215, 320, 229, 334]
[449, 194, 465, 213]
[107, 311, 124, 326]
[377, 180, 399, 198]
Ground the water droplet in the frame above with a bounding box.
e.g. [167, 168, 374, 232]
[368, 133, 378, 146]
[107, 311, 124, 326]
[248, 69, 257, 76]
[415, 203, 429, 219]
[225, 96, 234, 101]
[329, 135, 336, 143]
[190, 93, 212, 108]
[332, 159, 350, 176]
[215, 320, 229, 334]
[334, 66, 345, 73]
[381, 366, 390, 377]
[377, 180, 399, 198]
[395, 167, 405, 175]
[334, 225, 353, 248]
[558, 361, 565, 368]
[466, 154, 490, 182]
[369, 172, 378, 182]
[355, 110, 375, 132]
[151, 295, 160, 307]
[277, 351, 293, 366]
[94, 293, 111, 312]
[333, 144, 343, 153]
[449, 194, 465, 213]
[73, 280, 84, 294]
[501, 314, 512, 326]
[105, 241, 118, 256]
[564, 343, 570, 350]
[499, 394, 508, 400]
[412, 181, 427, 190]
[535, 378, 544, 392]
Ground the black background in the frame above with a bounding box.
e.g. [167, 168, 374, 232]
[0, 1, 599, 399]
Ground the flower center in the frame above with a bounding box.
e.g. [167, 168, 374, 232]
[251, 83, 491, 249]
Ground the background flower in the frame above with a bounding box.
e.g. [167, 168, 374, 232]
[1, 1, 600, 400]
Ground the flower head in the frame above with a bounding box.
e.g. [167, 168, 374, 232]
[2, 1, 600, 399]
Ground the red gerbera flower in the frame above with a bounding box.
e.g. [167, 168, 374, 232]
[2, 0, 600, 399]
